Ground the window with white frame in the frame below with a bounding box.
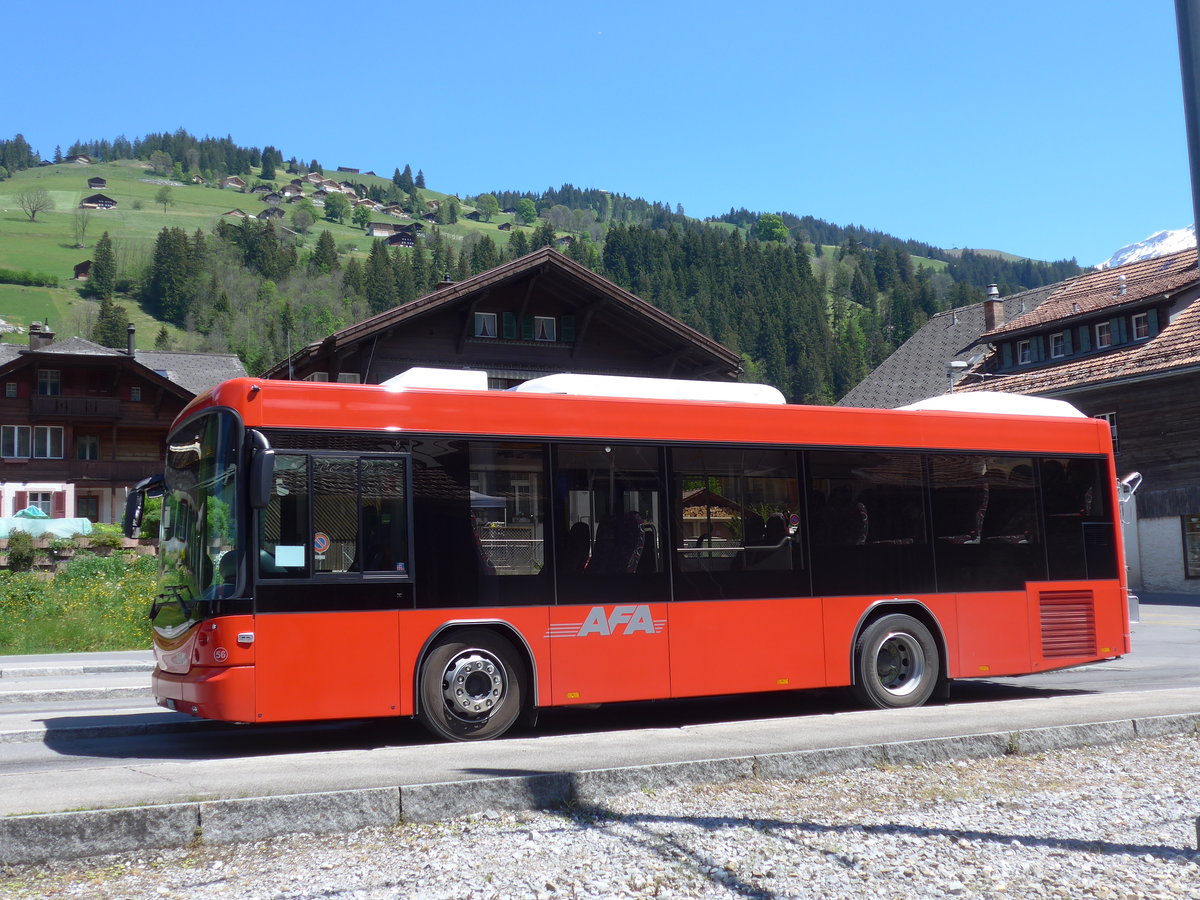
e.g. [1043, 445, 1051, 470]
[1095, 321, 1113, 348]
[473, 312, 498, 338]
[33, 426, 64, 459]
[1017, 339, 1032, 364]
[1, 425, 31, 458]
[27, 492, 54, 515]
[1132, 312, 1150, 340]
[1050, 332, 1065, 358]
[1095, 411, 1119, 454]
[533, 316, 556, 342]
[130, 386, 142, 402]
[37, 369, 60, 396]
[4, 382, 16, 399]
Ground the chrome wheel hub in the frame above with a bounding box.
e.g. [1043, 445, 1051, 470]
[442, 650, 506, 719]
[875, 632, 926, 697]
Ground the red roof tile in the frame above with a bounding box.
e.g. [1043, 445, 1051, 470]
[982, 247, 1199, 339]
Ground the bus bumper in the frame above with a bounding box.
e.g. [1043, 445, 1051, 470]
[152, 665, 256, 723]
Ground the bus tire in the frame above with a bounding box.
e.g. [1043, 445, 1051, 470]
[417, 629, 526, 742]
[852, 614, 939, 709]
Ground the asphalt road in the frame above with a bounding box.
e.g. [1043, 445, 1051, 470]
[1, 599, 1198, 821]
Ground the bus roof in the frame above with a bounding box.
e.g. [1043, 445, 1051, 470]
[183, 376, 1115, 458]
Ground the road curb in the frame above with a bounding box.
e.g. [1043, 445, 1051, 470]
[3, 711, 1198, 866]
[0, 686, 151, 705]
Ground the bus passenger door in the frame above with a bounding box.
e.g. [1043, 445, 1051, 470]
[254, 452, 413, 722]
[549, 443, 670, 705]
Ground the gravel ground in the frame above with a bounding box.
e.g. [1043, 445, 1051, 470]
[4, 733, 1199, 899]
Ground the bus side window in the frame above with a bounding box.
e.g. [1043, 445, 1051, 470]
[670, 446, 805, 601]
[259, 453, 308, 578]
[553, 443, 668, 604]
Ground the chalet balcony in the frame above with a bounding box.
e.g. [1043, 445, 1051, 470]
[31, 396, 122, 419]
[0, 458, 159, 485]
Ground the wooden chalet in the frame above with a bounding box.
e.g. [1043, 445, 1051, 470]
[262, 246, 741, 388]
[87, 176, 107, 189]
[0, 323, 245, 524]
[220, 176, 247, 190]
[79, 193, 116, 209]
[72, 260, 91, 280]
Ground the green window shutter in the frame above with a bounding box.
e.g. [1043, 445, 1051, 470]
[1148, 308, 1160, 336]
[502, 312, 516, 339]
[1079, 325, 1091, 352]
[1063, 330, 1073, 354]
[1114, 317, 1127, 344]
[1031, 337, 1043, 362]
[560, 315, 575, 342]
[1002, 343, 1012, 368]
[521, 315, 534, 340]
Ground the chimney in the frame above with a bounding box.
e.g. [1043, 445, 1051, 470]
[28, 320, 55, 351]
[983, 285, 1003, 332]
[127, 324, 136, 356]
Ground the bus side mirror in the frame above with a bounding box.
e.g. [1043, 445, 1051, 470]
[123, 492, 144, 538]
[123, 474, 164, 538]
[1119, 471, 1142, 503]
[251, 449, 275, 508]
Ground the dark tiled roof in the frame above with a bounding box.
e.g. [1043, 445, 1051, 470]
[0, 337, 245, 397]
[837, 284, 1057, 409]
[982, 248, 1199, 339]
[135, 350, 247, 396]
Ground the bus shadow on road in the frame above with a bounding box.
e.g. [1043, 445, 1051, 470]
[37, 682, 1094, 761]
[37, 713, 436, 760]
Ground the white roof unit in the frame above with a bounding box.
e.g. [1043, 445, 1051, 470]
[897, 392, 1087, 418]
[511, 373, 787, 404]
[381, 367, 489, 392]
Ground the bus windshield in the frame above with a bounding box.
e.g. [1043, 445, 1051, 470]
[154, 411, 240, 633]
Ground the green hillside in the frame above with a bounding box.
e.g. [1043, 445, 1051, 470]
[0, 160, 537, 347]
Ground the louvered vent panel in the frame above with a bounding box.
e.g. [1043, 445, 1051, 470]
[1040, 590, 1096, 658]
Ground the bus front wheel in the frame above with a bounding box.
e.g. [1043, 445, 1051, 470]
[852, 614, 939, 709]
[418, 629, 526, 741]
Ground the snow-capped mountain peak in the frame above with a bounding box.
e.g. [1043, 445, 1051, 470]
[1098, 226, 1196, 269]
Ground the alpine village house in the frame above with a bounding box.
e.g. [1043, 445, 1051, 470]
[0, 323, 245, 524]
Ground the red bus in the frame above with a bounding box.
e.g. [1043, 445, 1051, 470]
[130, 371, 1130, 741]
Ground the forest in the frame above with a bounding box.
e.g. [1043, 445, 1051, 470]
[1, 131, 1085, 403]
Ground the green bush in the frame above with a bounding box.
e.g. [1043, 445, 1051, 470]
[0, 266, 58, 287]
[0, 553, 156, 654]
[6, 531, 35, 572]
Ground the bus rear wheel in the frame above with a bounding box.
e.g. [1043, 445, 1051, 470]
[852, 614, 939, 709]
[418, 629, 526, 742]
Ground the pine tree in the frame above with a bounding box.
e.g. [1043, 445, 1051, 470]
[506, 229, 529, 260]
[90, 231, 116, 300]
[154, 326, 171, 350]
[470, 235, 499, 275]
[531, 218, 556, 249]
[94, 295, 130, 348]
[309, 230, 339, 274]
[260, 146, 276, 181]
[364, 239, 397, 313]
[399, 164, 414, 194]
[342, 257, 365, 297]
[415, 169, 426, 189]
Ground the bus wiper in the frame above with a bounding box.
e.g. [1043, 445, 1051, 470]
[149, 583, 197, 620]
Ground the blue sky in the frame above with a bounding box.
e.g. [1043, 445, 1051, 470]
[6, 1, 1192, 266]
